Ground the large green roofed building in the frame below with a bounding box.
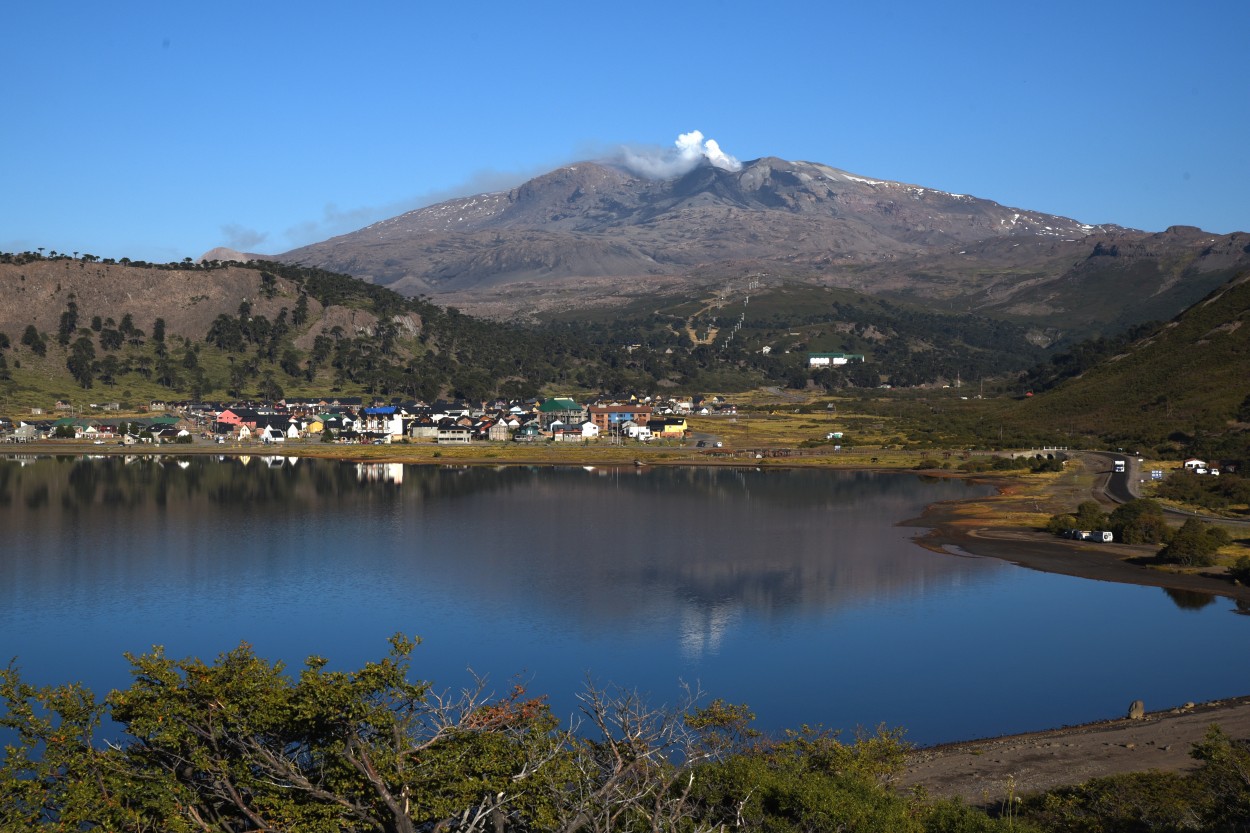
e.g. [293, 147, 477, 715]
[537, 397, 584, 428]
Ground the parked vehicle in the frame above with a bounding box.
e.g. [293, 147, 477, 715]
[1114, 459, 1126, 473]
[1095, 530, 1114, 542]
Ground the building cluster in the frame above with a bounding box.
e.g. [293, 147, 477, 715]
[1181, 458, 1234, 476]
[1, 395, 740, 446]
[806, 352, 866, 367]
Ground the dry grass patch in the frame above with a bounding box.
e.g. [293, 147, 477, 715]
[942, 468, 1089, 532]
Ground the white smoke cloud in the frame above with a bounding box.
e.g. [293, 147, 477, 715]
[220, 223, 269, 251]
[275, 166, 555, 252]
[619, 130, 743, 179]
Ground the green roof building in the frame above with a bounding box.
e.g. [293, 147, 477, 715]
[536, 397, 585, 428]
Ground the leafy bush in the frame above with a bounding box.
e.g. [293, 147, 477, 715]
[1018, 725, 1250, 831]
[1189, 725, 1250, 824]
[1157, 469, 1250, 513]
[1156, 518, 1231, 567]
[1109, 499, 1171, 545]
[958, 456, 1031, 473]
[1019, 770, 1205, 832]
[1072, 500, 1108, 530]
[1045, 513, 1077, 534]
[922, 798, 1035, 832]
[0, 642, 983, 833]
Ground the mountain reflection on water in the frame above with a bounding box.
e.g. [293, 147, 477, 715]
[0, 455, 995, 634]
[3, 455, 1246, 745]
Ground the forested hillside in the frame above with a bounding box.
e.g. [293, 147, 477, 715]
[0, 253, 1061, 409]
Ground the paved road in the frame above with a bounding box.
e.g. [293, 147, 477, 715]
[1082, 450, 1250, 529]
[686, 430, 722, 448]
[1082, 450, 1139, 502]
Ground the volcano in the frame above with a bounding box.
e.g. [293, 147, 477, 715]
[268, 156, 1250, 331]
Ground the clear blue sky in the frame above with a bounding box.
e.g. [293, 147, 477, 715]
[3, 1, 1247, 264]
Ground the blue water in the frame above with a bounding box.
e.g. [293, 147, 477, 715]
[1, 456, 1246, 745]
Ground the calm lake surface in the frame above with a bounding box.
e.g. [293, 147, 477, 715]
[1, 455, 1247, 746]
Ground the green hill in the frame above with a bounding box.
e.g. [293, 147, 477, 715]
[989, 272, 1250, 456]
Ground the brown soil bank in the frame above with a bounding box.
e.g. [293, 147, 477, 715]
[899, 696, 1250, 806]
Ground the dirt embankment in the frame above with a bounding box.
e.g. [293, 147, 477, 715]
[898, 696, 1250, 806]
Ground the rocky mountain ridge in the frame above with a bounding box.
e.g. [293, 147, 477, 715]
[278, 157, 1112, 294]
[269, 156, 1250, 333]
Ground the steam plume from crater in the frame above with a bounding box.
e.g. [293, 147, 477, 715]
[618, 130, 743, 179]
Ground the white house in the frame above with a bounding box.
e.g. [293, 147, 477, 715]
[808, 352, 866, 367]
[436, 426, 473, 444]
[259, 426, 285, 444]
[623, 422, 652, 441]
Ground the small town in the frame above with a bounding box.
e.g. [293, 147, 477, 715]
[0, 394, 740, 446]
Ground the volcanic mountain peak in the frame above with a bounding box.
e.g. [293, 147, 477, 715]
[261, 154, 1250, 331]
[501, 156, 1098, 241]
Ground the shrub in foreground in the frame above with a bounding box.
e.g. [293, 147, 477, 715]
[4, 639, 1243, 832]
[0, 638, 1004, 832]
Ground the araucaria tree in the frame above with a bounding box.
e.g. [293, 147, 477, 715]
[66, 335, 96, 388]
[20, 325, 46, 357]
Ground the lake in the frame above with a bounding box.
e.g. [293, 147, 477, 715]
[1, 454, 1246, 746]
